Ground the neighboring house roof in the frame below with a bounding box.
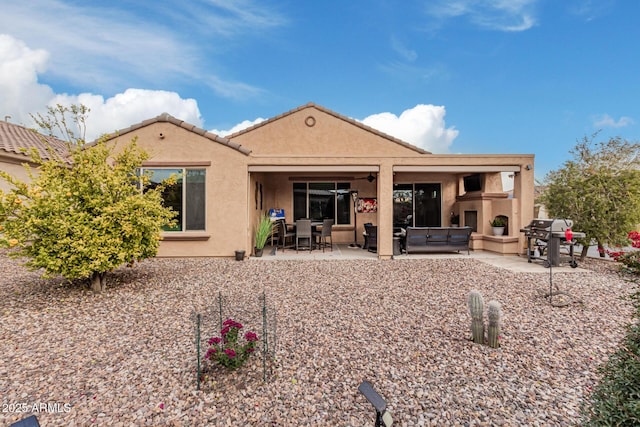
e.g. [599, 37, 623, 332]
[100, 113, 251, 156]
[225, 102, 431, 155]
[0, 120, 69, 162]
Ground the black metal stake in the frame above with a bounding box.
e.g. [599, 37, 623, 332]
[196, 313, 201, 391]
[262, 290, 267, 382]
[349, 191, 361, 248]
[549, 260, 553, 306]
[218, 291, 223, 329]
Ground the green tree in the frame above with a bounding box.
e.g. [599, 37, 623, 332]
[0, 106, 175, 292]
[539, 134, 640, 259]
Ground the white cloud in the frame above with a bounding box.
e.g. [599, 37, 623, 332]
[426, 0, 539, 32]
[593, 114, 634, 129]
[0, 1, 282, 98]
[211, 118, 266, 137]
[360, 104, 459, 153]
[0, 34, 202, 141]
[51, 90, 202, 141]
[0, 35, 54, 123]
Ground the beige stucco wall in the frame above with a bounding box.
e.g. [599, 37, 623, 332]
[0, 156, 33, 193]
[108, 122, 251, 257]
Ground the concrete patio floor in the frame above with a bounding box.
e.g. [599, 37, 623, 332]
[250, 243, 590, 273]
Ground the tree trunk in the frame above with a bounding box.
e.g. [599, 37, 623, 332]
[90, 272, 107, 293]
[597, 240, 606, 258]
[580, 245, 589, 261]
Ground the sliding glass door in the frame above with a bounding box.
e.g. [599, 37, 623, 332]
[414, 183, 441, 227]
[393, 183, 441, 228]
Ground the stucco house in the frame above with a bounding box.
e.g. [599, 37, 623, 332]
[105, 102, 535, 258]
[1, 103, 535, 259]
[0, 119, 68, 193]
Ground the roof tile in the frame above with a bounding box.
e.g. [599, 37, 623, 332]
[0, 121, 69, 161]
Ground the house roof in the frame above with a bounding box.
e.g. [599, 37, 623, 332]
[225, 102, 431, 155]
[100, 113, 251, 155]
[0, 120, 69, 162]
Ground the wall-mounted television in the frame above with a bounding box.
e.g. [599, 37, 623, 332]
[463, 174, 482, 192]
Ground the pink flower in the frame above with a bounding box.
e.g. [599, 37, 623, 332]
[245, 331, 259, 342]
[223, 319, 243, 329]
[205, 347, 217, 359]
[224, 348, 236, 358]
[159, 403, 165, 410]
[208, 336, 221, 345]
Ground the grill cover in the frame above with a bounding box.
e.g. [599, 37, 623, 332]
[521, 219, 574, 240]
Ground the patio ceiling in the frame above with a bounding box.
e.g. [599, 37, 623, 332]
[393, 165, 522, 172]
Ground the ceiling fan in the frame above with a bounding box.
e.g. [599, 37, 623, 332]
[355, 173, 376, 182]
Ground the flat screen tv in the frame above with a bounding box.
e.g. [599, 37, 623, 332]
[463, 174, 482, 192]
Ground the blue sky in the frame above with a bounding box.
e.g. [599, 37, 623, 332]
[0, 0, 638, 181]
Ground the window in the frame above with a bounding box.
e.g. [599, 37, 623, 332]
[142, 168, 206, 231]
[293, 182, 350, 224]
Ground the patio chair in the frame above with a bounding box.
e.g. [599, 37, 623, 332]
[295, 219, 313, 252]
[362, 222, 373, 249]
[364, 224, 377, 253]
[313, 218, 334, 252]
[276, 219, 295, 251]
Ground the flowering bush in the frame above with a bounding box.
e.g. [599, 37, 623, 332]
[205, 318, 259, 370]
[606, 231, 640, 275]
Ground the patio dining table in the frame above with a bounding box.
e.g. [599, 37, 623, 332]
[286, 221, 324, 231]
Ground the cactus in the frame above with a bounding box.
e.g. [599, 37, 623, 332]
[487, 300, 502, 348]
[468, 290, 485, 344]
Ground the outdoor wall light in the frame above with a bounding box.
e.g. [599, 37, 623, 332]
[358, 380, 393, 427]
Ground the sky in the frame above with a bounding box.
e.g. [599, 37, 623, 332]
[0, 0, 638, 183]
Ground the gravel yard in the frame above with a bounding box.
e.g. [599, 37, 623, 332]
[0, 254, 635, 426]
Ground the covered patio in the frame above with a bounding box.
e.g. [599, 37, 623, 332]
[248, 159, 532, 259]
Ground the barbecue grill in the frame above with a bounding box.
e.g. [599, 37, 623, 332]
[520, 219, 585, 268]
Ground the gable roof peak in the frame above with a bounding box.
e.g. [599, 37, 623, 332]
[225, 102, 430, 154]
[99, 113, 251, 156]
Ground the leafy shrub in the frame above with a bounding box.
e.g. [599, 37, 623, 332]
[582, 232, 640, 425]
[582, 293, 640, 426]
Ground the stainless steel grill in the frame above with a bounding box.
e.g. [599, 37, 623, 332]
[520, 219, 585, 268]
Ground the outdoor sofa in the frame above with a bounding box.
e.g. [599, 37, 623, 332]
[404, 226, 472, 255]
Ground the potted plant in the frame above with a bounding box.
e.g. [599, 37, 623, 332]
[450, 212, 460, 227]
[254, 213, 274, 257]
[489, 216, 507, 236]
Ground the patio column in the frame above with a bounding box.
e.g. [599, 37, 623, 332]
[514, 162, 535, 254]
[377, 163, 394, 259]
